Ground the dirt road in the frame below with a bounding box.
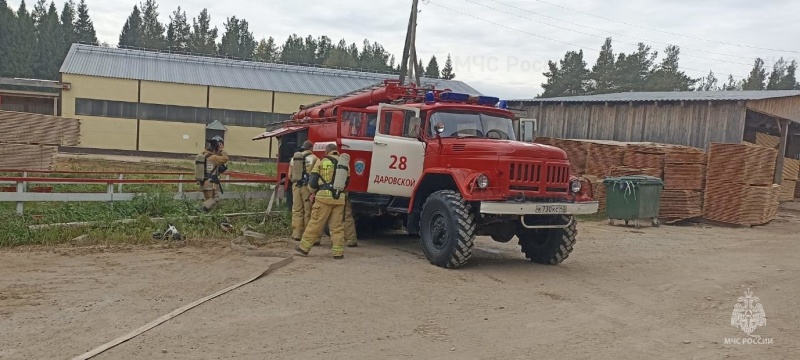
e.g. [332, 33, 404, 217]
[2, 209, 799, 359]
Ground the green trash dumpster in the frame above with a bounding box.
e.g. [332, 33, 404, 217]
[602, 175, 664, 228]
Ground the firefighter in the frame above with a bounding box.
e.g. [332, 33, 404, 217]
[290, 140, 320, 243]
[295, 143, 350, 259]
[344, 195, 358, 247]
[196, 135, 229, 213]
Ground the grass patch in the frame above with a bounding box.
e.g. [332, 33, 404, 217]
[0, 193, 291, 248]
[0, 156, 287, 248]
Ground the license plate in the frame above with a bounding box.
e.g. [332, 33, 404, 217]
[534, 204, 567, 214]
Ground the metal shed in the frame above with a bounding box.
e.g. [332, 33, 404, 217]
[507, 90, 800, 184]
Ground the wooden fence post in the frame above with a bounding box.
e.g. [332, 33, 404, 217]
[16, 180, 24, 215]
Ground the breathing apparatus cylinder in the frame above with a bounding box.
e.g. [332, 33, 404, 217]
[332, 153, 350, 192]
[194, 153, 209, 184]
[289, 151, 306, 183]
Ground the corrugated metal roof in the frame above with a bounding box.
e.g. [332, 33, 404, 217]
[508, 90, 800, 103]
[60, 44, 481, 96]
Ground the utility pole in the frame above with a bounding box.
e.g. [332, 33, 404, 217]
[398, 0, 420, 86]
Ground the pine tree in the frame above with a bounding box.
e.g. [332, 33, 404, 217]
[588, 37, 616, 94]
[188, 8, 217, 54]
[323, 39, 359, 68]
[31, 0, 47, 27]
[0, 0, 14, 77]
[218, 16, 255, 58]
[782, 60, 798, 90]
[139, 0, 166, 49]
[722, 75, 741, 91]
[279, 34, 308, 63]
[741, 58, 767, 90]
[118, 5, 141, 47]
[646, 45, 696, 91]
[253, 37, 279, 62]
[540, 50, 590, 97]
[425, 55, 440, 78]
[7, 0, 37, 78]
[60, 0, 76, 51]
[315, 36, 332, 64]
[166, 6, 190, 51]
[33, 1, 61, 79]
[441, 53, 455, 80]
[613, 43, 657, 92]
[74, 0, 97, 44]
[696, 70, 719, 91]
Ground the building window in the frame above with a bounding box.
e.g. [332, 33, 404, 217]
[73, 97, 289, 127]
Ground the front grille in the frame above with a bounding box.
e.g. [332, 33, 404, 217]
[509, 162, 542, 184]
[508, 161, 569, 194]
[546, 164, 570, 185]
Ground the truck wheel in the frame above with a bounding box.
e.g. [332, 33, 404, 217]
[517, 215, 576, 265]
[419, 190, 475, 268]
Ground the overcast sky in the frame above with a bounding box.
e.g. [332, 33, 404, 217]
[7, 0, 800, 99]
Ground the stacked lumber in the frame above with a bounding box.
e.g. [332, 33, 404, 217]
[660, 145, 707, 222]
[585, 141, 626, 178]
[0, 110, 80, 146]
[533, 136, 557, 146]
[779, 180, 797, 202]
[782, 157, 800, 181]
[796, 180, 800, 199]
[781, 158, 800, 201]
[610, 166, 662, 177]
[703, 143, 779, 226]
[660, 190, 703, 220]
[555, 139, 590, 175]
[0, 144, 57, 170]
[623, 144, 667, 177]
[755, 132, 780, 149]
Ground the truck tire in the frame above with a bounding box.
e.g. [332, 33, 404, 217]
[517, 215, 576, 265]
[419, 190, 475, 268]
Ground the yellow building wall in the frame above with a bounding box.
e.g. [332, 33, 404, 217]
[209, 87, 273, 112]
[223, 125, 273, 158]
[140, 81, 206, 107]
[61, 74, 138, 117]
[77, 116, 138, 150]
[273, 92, 330, 114]
[138, 120, 206, 154]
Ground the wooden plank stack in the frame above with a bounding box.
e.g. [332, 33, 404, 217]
[660, 145, 707, 222]
[0, 110, 80, 170]
[610, 166, 662, 177]
[0, 144, 58, 170]
[703, 143, 779, 226]
[0, 110, 81, 146]
[755, 132, 780, 149]
[555, 139, 590, 175]
[781, 158, 800, 201]
[585, 141, 626, 178]
[623, 144, 667, 178]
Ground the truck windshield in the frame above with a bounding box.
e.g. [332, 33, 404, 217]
[428, 111, 516, 140]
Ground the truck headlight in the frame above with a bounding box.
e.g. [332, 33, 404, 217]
[570, 179, 582, 193]
[476, 174, 489, 189]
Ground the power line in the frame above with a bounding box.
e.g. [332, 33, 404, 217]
[426, 1, 747, 79]
[529, 0, 800, 55]
[480, 0, 764, 66]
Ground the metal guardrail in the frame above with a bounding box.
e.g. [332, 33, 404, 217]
[0, 170, 281, 215]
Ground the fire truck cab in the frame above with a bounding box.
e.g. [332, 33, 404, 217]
[254, 80, 598, 269]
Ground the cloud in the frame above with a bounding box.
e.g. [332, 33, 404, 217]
[6, 0, 800, 98]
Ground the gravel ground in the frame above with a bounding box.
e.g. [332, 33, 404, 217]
[1, 207, 799, 360]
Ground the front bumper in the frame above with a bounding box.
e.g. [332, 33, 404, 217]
[479, 201, 599, 215]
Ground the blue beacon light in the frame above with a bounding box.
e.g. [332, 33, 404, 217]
[425, 91, 436, 103]
[439, 92, 471, 102]
[476, 96, 500, 106]
[497, 100, 508, 109]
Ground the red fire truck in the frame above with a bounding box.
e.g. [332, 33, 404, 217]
[253, 80, 598, 268]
